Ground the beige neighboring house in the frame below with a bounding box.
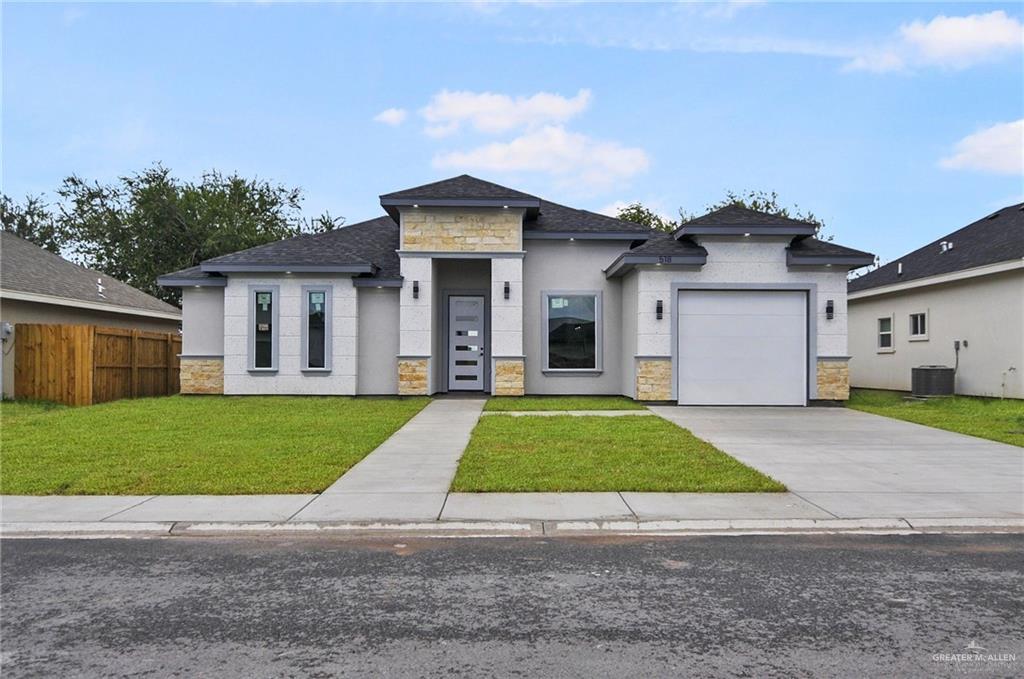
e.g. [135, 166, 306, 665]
[0, 232, 182, 399]
[848, 203, 1023, 399]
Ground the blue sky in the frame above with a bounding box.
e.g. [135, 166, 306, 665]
[3, 1, 1022, 262]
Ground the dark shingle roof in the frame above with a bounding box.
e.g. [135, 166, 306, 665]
[789, 238, 874, 259]
[683, 204, 820, 229]
[848, 203, 1024, 293]
[529, 200, 649, 234]
[380, 175, 538, 202]
[624, 230, 707, 256]
[1, 232, 180, 316]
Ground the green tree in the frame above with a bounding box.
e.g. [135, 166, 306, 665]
[1, 194, 66, 253]
[614, 202, 692, 233]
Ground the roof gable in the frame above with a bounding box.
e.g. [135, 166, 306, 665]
[674, 204, 819, 237]
[380, 174, 538, 203]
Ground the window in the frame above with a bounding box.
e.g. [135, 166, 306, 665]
[877, 316, 894, 352]
[543, 291, 602, 372]
[302, 287, 332, 371]
[250, 286, 279, 370]
[909, 312, 928, 341]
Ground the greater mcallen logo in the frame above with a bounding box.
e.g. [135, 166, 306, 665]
[932, 640, 1018, 672]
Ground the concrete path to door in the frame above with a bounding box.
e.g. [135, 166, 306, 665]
[649, 406, 1024, 519]
[292, 399, 487, 522]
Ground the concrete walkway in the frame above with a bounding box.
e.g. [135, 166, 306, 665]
[291, 398, 486, 522]
[650, 406, 1024, 519]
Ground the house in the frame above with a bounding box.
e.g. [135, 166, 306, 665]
[848, 203, 1023, 399]
[0, 232, 182, 399]
[158, 176, 873, 405]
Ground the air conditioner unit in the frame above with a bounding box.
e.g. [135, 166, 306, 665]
[911, 366, 955, 397]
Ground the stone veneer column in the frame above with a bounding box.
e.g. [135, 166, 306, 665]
[398, 257, 433, 395]
[180, 357, 224, 394]
[816, 358, 850, 401]
[635, 358, 672, 401]
[490, 256, 524, 396]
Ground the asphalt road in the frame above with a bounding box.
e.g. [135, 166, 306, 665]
[2, 534, 1022, 678]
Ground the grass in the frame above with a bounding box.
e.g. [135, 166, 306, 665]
[848, 389, 1024, 448]
[0, 395, 430, 495]
[451, 414, 785, 492]
[484, 396, 645, 411]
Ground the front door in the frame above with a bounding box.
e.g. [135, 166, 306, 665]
[448, 295, 485, 390]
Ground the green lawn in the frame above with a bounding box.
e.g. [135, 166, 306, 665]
[452, 414, 785, 492]
[0, 395, 429, 495]
[848, 389, 1024, 447]
[484, 396, 645, 411]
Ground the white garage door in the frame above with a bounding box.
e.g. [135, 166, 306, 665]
[677, 289, 807, 406]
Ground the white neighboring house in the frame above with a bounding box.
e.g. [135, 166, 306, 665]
[159, 175, 875, 405]
[848, 203, 1024, 399]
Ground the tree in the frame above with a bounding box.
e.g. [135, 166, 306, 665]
[48, 165, 339, 305]
[614, 202, 692, 233]
[1, 194, 66, 253]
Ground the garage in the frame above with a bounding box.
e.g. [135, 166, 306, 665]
[677, 289, 808, 406]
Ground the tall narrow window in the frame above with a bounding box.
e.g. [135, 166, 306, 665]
[253, 289, 275, 369]
[543, 292, 602, 371]
[302, 286, 332, 371]
[877, 316, 893, 351]
[909, 312, 928, 340]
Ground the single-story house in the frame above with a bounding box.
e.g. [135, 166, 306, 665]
[848, 202, 1023, 399]
[0, 232, 183, 399]
[158, 175, 874, 405]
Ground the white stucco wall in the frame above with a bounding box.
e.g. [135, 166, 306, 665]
[357, 287, 400, 395]
[223, 275, 357, 395]
[398, 257, 433, 358]
[848, 270, 1023, 398]
[635, 237, 850, 362]
[620, 271, 638, 398]
[522, 239, 627, 395]
[491, 256, 524, 358]
[181, 287, 224, 356]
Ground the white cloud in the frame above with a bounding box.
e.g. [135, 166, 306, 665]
[846, 11, 1024, 72]
[421, 88, 591, 137]
[373, 108, 408, 126]
[432, 125, 648, 190]
[940, 120, 1024, 175]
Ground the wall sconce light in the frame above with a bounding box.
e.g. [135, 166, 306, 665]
[656, 300, 663, 320]
[503, 281, 510, 300]
[826, 299, 834, 320]
[413, 281, 419, 299]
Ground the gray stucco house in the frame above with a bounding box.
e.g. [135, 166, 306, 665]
[848, 202, 1023, 399]
[158, 176, 873, 405]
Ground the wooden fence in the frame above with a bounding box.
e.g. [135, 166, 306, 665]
[14, 324, 182, 406]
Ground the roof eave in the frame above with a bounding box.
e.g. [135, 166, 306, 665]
[674, 224, 819, 238]
[604, 253, 708, 278]
[199, 262, 376, 274]
[524, 230, 651, 241]
[157, 275, 227, 288]
[787, 252, 876, 269]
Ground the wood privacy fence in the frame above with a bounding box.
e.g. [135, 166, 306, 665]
[14, 324, 182, 406]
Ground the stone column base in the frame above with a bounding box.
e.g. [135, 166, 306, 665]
[493, 358, 525, 396]
[636, 358, 672, 401]
[398, 358, 430, 396]
[816, 358, 850, 401]
[180, 357, 224, 395]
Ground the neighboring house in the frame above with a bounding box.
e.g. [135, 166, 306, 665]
[0, 232, 182, 399]
[848, 203, 1023, 399]
[158, 175, 873, 405]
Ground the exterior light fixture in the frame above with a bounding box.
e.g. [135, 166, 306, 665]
[504, 281, 510, 300]
[743, 233, 751, 237]
[412, 204, 419, 208]
[413, 281, 419, 299]
[656, 300, 663, 320]
[569, 237, 575, 241]
[826, 299, 834, 320]
[285, 271, 292, 275]
[502, 205, 509, 209]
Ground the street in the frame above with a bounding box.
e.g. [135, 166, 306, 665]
[2, 534, 1022, 677]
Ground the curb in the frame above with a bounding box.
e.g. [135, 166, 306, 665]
[2, 517, 1021, 539]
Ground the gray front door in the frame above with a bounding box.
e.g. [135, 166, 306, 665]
[448, 295, 485, 391]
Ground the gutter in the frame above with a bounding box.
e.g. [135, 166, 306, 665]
[0, 288, 181, 320]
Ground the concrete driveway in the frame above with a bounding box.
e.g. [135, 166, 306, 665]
[650, 406, 1024, 519]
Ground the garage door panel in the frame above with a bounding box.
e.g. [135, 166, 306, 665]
[677, 289, 807, 406]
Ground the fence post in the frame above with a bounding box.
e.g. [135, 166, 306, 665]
[130, 329, 139, 399]
[165, 333, 174, 395]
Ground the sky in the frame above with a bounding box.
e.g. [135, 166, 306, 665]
[3, 1, 1022, 263]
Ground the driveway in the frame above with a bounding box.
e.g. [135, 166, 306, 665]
[650, 406, 1024, 519]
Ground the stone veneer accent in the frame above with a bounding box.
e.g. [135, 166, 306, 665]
[816, 359, 850, 401]
[636, 358, 672, 401]
[180, 358, 224, 395]
[398, 358, 430, 396]
[493, 358, 525, 397]
[402, 209, 521, 252]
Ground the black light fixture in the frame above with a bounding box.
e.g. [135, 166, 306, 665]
[656, 300, 663, 320]
[413, 281, 419, 299]
[826, 299, 834, 320]
[504, 281, 510, 300]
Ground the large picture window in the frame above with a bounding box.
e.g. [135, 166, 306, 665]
[302, 286, 332, 371]
[250, 287, 278, 370]
[543, 291, 602, 372]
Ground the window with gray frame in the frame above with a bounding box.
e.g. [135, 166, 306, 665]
[543, 291, 601, 371]
[252, 288, 276, 369]
[302, 286, 332, 371]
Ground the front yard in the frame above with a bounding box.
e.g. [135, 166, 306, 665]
[0, 396, 429, 495]
[483, 395, 645, 411]
[848, 389, 1024, 447]
[452, 414, 785, 492]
